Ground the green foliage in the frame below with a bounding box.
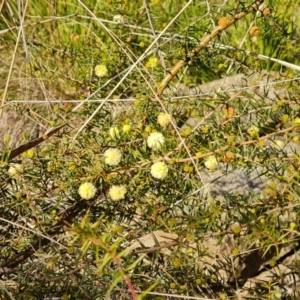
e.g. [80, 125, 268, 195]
[1, 0, 300, 299]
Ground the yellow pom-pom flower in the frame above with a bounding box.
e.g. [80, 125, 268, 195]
[150, 161, 168, 179]
[95, 64, 108, 77]
[78, 182, 97, 200]
[145, 57, 158, 68]
[104, 148, 122, 166]
[108, 185, 127, 201]
[27, 149, 35, 157]
[4, 135, 11, 143]
[247, 125, 260, 138]
[122, 124, 131, 133]
[144, 126, 152, 133]
[290, 222, 296, 230]
[293, 118, 300, 125]
[204, 155, 218, 172]
[147, 132, 165, 150]
[157, 113, 173, 128]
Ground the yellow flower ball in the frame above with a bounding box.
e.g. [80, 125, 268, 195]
[108, 185, 127, 201]
[144, 126, 152, 133]
[157, 113, 173, 128]
[4, 135, 11, 143]
[290, 222, 296, 230]
[232, 248, 239, 255]
[231, 224, 241, 234]
[27, 149, 35, 157]
[247, 125, 260, 138]
[258, 140, 265, 148]
[169, 283, 176, 289]
[281, 114, 289, 123]
[145, 57, 158, 68]
[133, 99, 141, 106]
[293, 118, 300, 125]
[104, 148, 122, 166]
[196, 152, 202, 158]
[183, 164, 190, 173]
[112, 225, 124, 233]
[122, 124, 131, 133]
[227, 136, 235, 144]
[181, 128, 192, 137]
[150, 161, 168, 179]
[201, 126, 209, 134]
[172, 257, 181, 267]
[147, 132, 165, 150]
[78, 182, 97, 200]
[94, 64, 108, 77]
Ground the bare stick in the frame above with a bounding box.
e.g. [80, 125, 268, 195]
[157, 0, 264, 96]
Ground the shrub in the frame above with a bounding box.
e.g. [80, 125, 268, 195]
[1, 0, 300, 299]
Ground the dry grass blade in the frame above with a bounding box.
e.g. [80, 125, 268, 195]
[0, 0, 29, 117]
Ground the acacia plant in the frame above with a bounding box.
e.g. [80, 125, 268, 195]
[1, 0, 300, 299]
